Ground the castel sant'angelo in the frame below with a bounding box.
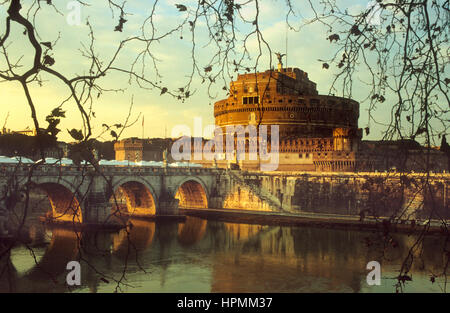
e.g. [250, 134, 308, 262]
[213, 56, 362, 172]
[114, 55, 448, 172]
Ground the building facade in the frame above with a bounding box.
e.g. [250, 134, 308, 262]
[114, 138, 174, 162]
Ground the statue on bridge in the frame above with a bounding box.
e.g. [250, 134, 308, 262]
[163, 148, 168, 167]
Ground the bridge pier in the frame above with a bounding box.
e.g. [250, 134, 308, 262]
[157, 171, 181, 216]
[208, 174, 225, 209]
[158, 192, 180, 216]
[85, 191, 116, 224]
[84, 177, 119, 226]
[209, 195, 224, 209]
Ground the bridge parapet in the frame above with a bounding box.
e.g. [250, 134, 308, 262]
[0, 164, 227, 177]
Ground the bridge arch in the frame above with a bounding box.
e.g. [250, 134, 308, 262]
[111, 177, 157, 216]
[174, 177, 209, 209]
[28, 177, 83, 223]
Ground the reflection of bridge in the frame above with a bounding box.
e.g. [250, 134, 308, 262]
[3, 216, 446, 292]
[1, 217, 272, 292]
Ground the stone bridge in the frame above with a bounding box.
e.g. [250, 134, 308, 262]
[0, 164, 227, 226]
[0, 164, 448, 228]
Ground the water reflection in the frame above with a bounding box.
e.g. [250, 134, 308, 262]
[0, 216, 448, 293]
[177, 217, 207, 246]
[1, 228, 80, 292]
[112, 219, 155, 256]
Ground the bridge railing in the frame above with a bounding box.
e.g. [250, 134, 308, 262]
[241, 169, 450, 180]
[0, 164, 225, 176]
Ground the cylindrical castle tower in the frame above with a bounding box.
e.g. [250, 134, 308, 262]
[213, 65, 362, 171]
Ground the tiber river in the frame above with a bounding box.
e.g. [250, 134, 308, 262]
[0, 214, 448, 293]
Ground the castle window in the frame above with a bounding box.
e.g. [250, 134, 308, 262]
[243, 96, 259, 105]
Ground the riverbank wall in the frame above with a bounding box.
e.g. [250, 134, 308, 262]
[213, 171, 449, 222]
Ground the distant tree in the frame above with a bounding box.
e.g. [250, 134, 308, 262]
[67, 139, 115, 164]
[0, 133, 57, 159]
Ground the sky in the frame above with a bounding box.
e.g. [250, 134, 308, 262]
[0, 0, 445, 143]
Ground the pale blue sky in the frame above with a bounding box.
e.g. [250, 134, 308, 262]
[0, 1, 446, 143]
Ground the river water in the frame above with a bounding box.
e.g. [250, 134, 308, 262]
[0, 216, 448, 293]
